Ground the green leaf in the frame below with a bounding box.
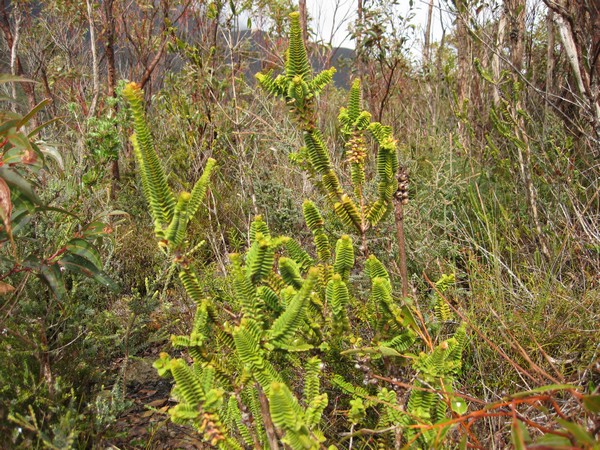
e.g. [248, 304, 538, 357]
[556, 419, 596, 445]
[511, 420, 530, 450]
[582, 394, 600, 413]
[533, 433, 573, 447]
[27, 117, 63, 138]
[66, 238, 103, 269]
[0, 166, 42, 205]
[18, 99, 50, 130]
[451, 397, 468, 415]
[40, 263, 66, 299]
[59, 253, 118, 291]
[508, 384, 575, 399]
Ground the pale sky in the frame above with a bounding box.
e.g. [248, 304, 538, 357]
[306, 0, 448, 54]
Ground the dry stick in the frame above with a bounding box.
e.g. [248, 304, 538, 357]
[393, 164, 410, 299]
[410, 394, 573, 440]
[257, 384, 280, 450]
[393, 200, 409, 299]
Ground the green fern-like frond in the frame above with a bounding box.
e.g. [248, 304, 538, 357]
[230, 253, 259, 319]
[333, 235, 354, 281]
[269, 382, 319, 450]
[304, 129, 332, 174]
[268, 268, 317, 345]
[309, 68, 336, 94]
[305, 393, 328, 429]
[334, 194, 362, 232]
[170, 358, 205, 407]
[165, 191, 191, 247]
[347, 79, 361, 124]
[258, 285, 282, 313]
[377, 388, 402, 426]
[285, 238, 314, 272]
[445, 324, 468, 374]
[331, 375, 371, 400]
[225, 396, 254, 447]
[279, 256, 304, 289]
[233, 321, 282, 392]
[303, 200, 324, 231]
[365, 255, 390, 282]
[245, 233, 275, 284]
[286, 12, 312, 82]
[255, 71, 287, 97]
[353, 111, 371, 131]
[303, 200, 331, 261]
[188, 157, 216, 220]
[249, 215, 270, 242]
[368, 122, 392, 144]
[123, 82, 175, 235]
[304, 357, 322, 405]
[322, 170, 343, 201]
[192, 301, 210, 341]
[366, 199, 390, 226]
[179, 266, 203, 304]
[326, 274, 350, 332]
[380, 332, 416, 353]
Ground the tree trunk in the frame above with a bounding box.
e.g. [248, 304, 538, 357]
[505, 0, 526, 73]
[543, 8, 554, 134]
[492, 13, 507, 106]
[455, 0, 471, 104]
[356, 0, 364, 81]
[298, 0, 308, 48]
[86, 0, 100, 117]
[0, 1, 37, 124]
[423, 0, 435, 66]
[103, 0, 117, 98]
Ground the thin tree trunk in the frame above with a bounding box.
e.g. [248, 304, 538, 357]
[506, 0, 526, 73]
[356, 0, 364, 81]
[455, 0, 470, 104]
[102, 0, 120, 183]
[543, 9, 554, 134]
[423, 0, 434, 66]
[1, 1, 37, 124]
[298, 0, 308, 48]
[103, 0, 117, 98]
[492, 13, 507, 106]
[9, 5, 20, 113]
[394, 166, 410, 298]
[86, 0, 100, 118]
[545, 0, 600, 141]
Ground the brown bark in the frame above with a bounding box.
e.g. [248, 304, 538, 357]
[543, 0, 600, 143]
[423, 0, 435, 66]
[492, 13, 507, 106]
[298, 0, 308, 48]
[86, 0, 100, 117]
[544, 8, 554, 133]
[102, 0, 117, 98]
[505, 0, 526, 72]
[394, 167, 410, 298]
[0, 1, 37, 123]
[454, 0, 471, 104]
[356, 0, 364, 81]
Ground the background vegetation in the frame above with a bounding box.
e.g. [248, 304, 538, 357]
[0, 0, 598, 448]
